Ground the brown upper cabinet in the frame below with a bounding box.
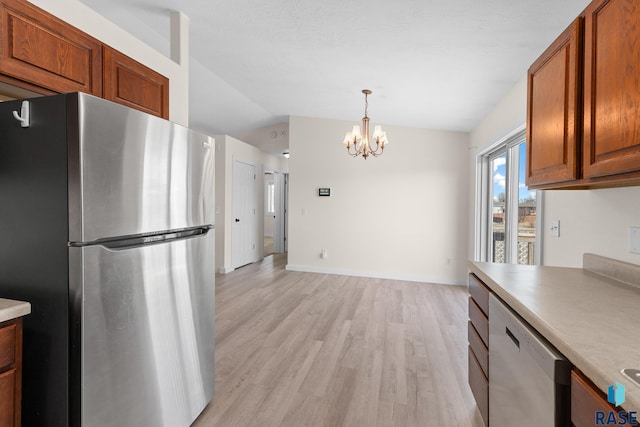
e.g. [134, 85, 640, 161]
[526, 18, 582, 188]
[103, 47, 169, 119]
[582, 0, 640, 180]
[527, 0, 640, 189]
[0, 0, 169, 119]
[0, 0, 102, 96]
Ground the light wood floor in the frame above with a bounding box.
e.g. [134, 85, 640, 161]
[193, 254, 484, 427]
[264, 236, 274, 257]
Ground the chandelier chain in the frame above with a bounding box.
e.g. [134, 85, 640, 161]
[364, 92, 369, 118]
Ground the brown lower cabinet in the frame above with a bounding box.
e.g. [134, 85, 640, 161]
[468, 274, 489, 426]
[571, 370, 632, 427]
[0, 318, 23, 427]
[468, 344, 488, 424]
[469, 272, 632, 427]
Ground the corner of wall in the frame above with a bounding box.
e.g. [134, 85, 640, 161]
[214, 136, 227, 272]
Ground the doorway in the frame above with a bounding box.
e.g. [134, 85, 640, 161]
[264, 171, 276, 256]
[263, 170, 288, 257]
[232, 159, 257, 269]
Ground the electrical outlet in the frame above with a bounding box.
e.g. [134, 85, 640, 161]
[321, 249, 328, 259]
[630, 227, 640, 254]
[550, 220, 560, 237]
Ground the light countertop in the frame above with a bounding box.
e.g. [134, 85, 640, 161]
[0, 298, 31, 323]
[468, 261, 640, 411]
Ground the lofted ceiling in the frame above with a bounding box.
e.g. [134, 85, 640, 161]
[80, 0, 591, 142]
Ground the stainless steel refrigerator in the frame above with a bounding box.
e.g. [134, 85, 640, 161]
[0, 93, 215, 426]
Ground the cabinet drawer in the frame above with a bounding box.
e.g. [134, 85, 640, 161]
[469, 348, 488, 425]
[469, 297, 488, 347]
[468, 274, 489, 316]
[0, 368, 16, 427]
[571, 370, 619, 427]
[0, 324, 15, 372]
[468, 321, 488, 377]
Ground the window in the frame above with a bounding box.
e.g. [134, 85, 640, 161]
[476, 128, 541, 265]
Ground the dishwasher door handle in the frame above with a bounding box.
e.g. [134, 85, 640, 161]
[505, 327, 520, 350]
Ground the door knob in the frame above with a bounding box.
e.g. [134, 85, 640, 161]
[235, 218, 240, 222]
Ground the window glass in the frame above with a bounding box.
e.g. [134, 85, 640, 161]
[491, 153, 507, 263]
[517, 142, 536, 265]
[266, 181, 275, 214]
[479, 130, 539, 265]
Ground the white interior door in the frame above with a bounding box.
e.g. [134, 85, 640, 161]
[232, 160, 257, 268]
[273, 172, 284, 253]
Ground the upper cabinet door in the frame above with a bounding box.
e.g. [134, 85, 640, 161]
[103, 47, 169, 119]
[583, 0, 640, 179]
[526, 18, 583, 188]
[0, 0, 102, 96]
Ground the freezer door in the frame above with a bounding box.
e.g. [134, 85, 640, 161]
[69, 231, 215, 427]
[67, 93, 215, 243]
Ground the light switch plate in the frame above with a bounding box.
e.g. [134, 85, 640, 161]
[550, 220, 560, 237]
[630, 227, 640, 254]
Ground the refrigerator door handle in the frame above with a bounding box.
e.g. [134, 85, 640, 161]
[75, 226, 213, 250]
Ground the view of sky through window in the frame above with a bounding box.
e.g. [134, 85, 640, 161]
[493, 143, 536, 202]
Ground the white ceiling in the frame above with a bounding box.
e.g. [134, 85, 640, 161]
[80, 0, 590, 139]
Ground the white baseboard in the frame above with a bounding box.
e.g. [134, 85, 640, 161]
[284, 264, 466, 286]
[218, 266, 235, 274]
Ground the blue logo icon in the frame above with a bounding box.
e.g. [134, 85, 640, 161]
[608, 382, 626, 407]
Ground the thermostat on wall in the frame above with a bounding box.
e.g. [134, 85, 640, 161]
[318, 188, 331, 197]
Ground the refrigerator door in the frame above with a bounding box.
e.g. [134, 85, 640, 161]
[67, 93, 215, 243]
[69, 231, 215, 427]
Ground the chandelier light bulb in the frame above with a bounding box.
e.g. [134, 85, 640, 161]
[351, 125, 361, 140]
[343, 131, 352, 146]
[373, 125, 383, 139]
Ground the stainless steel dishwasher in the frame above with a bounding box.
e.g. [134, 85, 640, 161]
[489, 294, 571, 427]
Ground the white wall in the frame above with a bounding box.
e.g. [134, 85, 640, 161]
[468, 76, 528, 260]
[214, 135, 288, 273]
[30, 0, 189, 125]
[234, 122, 290, 158]
[544, 188, 640, 266]
[287, 116, 470, 285]
[469, 75, 640, 268]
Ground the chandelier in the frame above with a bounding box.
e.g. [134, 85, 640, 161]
[342, 89, 388, 159]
